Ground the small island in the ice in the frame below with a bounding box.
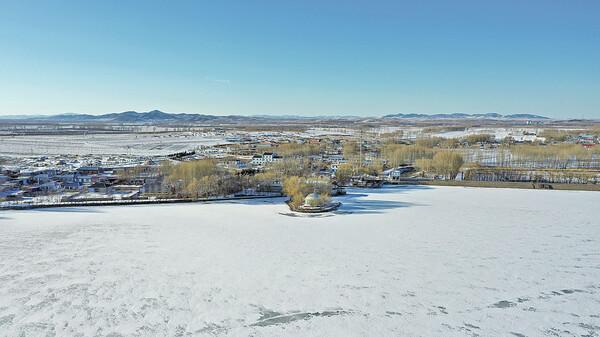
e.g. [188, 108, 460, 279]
[288, 191, 341, 213]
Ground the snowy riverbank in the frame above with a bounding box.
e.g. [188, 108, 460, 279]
[0, 186, 599, 336]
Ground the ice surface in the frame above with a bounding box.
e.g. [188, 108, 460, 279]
[0, 186, 599, 336]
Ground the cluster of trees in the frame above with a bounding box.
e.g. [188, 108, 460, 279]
[414, 136, 446, 148]
[335, 139, 385, 183]
[282, 176, 332, 207]
[334, 162, 383, 184]
[415, 151, 464, 179]
[161, 160, 247, 198]
[379, 135, 599, 180]
[513, 143, 599, 159]
[500, 144, 600, 169]
[421, 126, 465, 133]
[117, 165, 158, 181]
[267, 157, 314, 177]
[414, 134, 495, 148]
[381, 136, 481, 170]
[276, 143, 323, 157]
[379, 130, 405, 143]
[382, 144, 436, 168]
[460, 134, 495, 145]
[381, 141, 467, 180]
[160, 155, 332, 199]
[538, 129, 575, 143]
[251, 157, 318, 192]
[464, 167, 599, 184]
[342, 140, 359, 159]
[537, 128, 600, 143]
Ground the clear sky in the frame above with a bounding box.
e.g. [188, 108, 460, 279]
[1, 0, 599, 118]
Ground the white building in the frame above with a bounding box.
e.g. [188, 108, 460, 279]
[251, 152, 281, 166]
[383, 166, 414, 181]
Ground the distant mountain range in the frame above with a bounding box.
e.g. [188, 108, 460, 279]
[41, 110, 222, 123]
[383, 113, 549, 120]
[0, 110, 550, 123]
[0, 110, 248, 124]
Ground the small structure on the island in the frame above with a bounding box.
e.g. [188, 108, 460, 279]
[289, 191, 341, 213]
[303, 192, 321, 207]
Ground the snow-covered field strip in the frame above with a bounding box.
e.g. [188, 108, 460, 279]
[433, 127, 545, 140]
[0, 186, 599, 336]
[0, 133, 227, 156]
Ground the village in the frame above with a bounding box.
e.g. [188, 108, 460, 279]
[1, 124, 599, 210]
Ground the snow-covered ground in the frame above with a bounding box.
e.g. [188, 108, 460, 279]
[0, 186, 599, 337]
[0, 133, 227, 156]
[433, 127, 545, 142]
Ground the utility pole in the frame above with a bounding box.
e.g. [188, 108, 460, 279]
[359, 128, 363, 169]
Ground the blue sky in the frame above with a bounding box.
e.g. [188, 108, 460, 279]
[0, 0, 599, 118]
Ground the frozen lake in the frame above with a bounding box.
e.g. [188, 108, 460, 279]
[0, 186, 599, 336]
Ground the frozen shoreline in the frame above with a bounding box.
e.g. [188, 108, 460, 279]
[0, 186, 599, 337]
[0, 194, 283, 210]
